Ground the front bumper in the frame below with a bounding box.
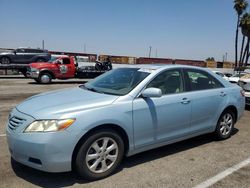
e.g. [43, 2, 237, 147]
[28, 71, 40, 78]
[6, 109, 78, 173]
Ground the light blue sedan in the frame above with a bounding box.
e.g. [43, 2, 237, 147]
[6, 65, 245, 180]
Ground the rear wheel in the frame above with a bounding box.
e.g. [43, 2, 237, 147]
[75, 129, 124, 180]
[1, 57, 11, 64]
[38, 73, 52, 84]
[214, 110, 235, 140]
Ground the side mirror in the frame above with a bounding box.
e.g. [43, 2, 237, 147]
[141, 88, 162, 98]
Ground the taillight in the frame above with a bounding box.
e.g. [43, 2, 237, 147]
[240, 89, 245, 97]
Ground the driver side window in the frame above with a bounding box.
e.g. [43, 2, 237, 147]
[15, 49, 25, 53]
[147, 69, 183, 95]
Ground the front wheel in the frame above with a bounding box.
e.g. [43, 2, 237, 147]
[75, 129, 124, 180]
[38, 73, 52, 84]
[214, 110, 235, 140]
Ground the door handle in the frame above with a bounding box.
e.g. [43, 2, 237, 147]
[181, 98, 190, 104]
[220, 92, 227, 97]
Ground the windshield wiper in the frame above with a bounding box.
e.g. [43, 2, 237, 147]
[79, 85, 104, 94]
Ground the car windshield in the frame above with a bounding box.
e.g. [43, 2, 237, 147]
[82, 68, 151, 96]
[48, 56, 59, 63]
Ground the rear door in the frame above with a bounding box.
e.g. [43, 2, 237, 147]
[183, 68, 227, 133]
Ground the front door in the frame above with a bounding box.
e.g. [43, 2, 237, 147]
[57, 58, 75, 78]
[133, 69, 191, 148]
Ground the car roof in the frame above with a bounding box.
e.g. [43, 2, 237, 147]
[17, 47, 47, 51]
[121, 64, 207, 71]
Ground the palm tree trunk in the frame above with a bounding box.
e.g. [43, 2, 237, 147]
[244, 39, 250, 67]
[235, 16, 240, 70]
[240, 38, 250, 67]
[239, 36, 246, 67]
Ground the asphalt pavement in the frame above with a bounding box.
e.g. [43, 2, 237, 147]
[0, 76, 250, 188]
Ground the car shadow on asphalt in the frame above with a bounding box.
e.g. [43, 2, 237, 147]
[10, 129, 239, 187]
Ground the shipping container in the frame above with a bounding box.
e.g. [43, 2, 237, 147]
[99, 55, 137, 64]
[206, 61, 217, 68]
[174, 59, 206, 67]
[136, 57, 172, 64]
[217, 62, 223, 68]
[223, 62, 234, 68]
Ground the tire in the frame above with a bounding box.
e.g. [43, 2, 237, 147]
[38, 72, 52, 84]
[214, 110, 235, 140]
[1, 57, 11, 64]
[36, 58, 45, 62]
[75, 129, 124, 181]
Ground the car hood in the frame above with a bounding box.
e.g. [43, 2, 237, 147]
[0, 51, 13, 55]
[16, 87, 119, 119]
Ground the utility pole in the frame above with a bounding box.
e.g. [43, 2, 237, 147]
[42, 40, 44, 50]
[84, 44, 86, 53]
[225, 52, 228, 62]
[149, 46, 152, 58]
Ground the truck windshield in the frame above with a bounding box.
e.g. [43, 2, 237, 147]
[48, 56, 59, 63]
[82, 68, 151, 96]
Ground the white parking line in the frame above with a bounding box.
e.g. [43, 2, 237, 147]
[0, 134, 6, 137]
[193, 157, 250, 188]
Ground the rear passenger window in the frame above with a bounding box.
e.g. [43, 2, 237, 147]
[185, 69, 223, 91]
[147, 69, 183, 95]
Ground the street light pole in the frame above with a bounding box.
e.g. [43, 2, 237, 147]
[149, 46, 152, 58]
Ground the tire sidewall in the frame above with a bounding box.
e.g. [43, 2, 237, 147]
[215, 110, 235, 139]
[38, 73, 52, 84]
[1, 57, 10, 64]
[75, 130, 124, 180]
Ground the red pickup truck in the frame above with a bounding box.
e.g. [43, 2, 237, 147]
[28, 55, 111, 84]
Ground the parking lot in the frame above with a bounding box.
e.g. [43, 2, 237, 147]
[0, 76, 250, 188]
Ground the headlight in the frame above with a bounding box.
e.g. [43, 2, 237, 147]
[24, 119, 75, 133]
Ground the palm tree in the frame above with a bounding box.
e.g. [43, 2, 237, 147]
[240, 13, 250, 67]
[234, 0, 248, 69]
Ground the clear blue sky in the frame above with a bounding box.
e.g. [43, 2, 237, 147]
[0, 0, 246, 61]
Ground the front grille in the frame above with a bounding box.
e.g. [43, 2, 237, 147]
[8, 116, 26, 131]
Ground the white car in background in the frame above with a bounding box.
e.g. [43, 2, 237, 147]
[212, 71, 230, 80]
[228, 72, 247, 83]
[238, 74, 250, 106]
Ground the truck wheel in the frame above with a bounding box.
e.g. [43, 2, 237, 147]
[75, 129, 124, 181]
[1, 57, 11, 64]
[214, 110, 235, 140]
[38, 73, 52, 84]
